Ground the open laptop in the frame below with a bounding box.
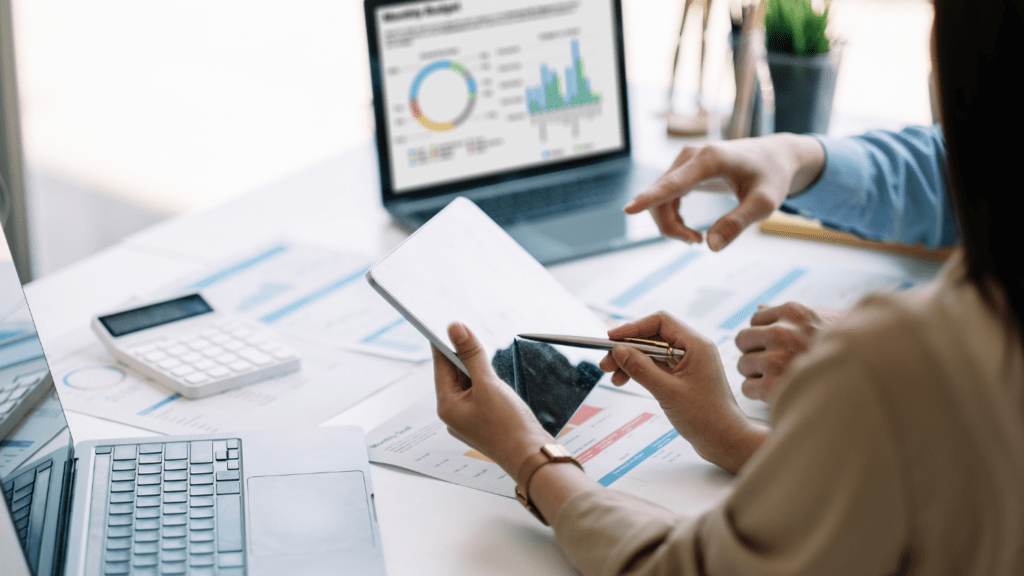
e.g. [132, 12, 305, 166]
[0, 225, 387, 575]
[365, 0, 664, 264]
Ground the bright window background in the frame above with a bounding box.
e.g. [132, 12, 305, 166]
[12, 0, 934, 276]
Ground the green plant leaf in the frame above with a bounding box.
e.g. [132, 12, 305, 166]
[765, 0, 830, 56]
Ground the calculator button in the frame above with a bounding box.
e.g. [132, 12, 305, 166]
[185, 374, 211, 385]
[214, 354, 239, 365]
[206, 367, 231, 379]
[201, 347, 225, 358]
[230, 329, 254, 339]
[171, 366, 196, 377]
[237, 350, 273, 366]
[157, 340, 178, 349]
[192, 359, 217, 371]
[179, 353, 203, 364]
[143, 351, 169, 362]
[222, 341, 244, 352]
[187, 340, 212, 351]
[244, 335, 268, 346]
[157, 359, 182, 370]
[227, 361, 253, 373]
[166, 346, 190, 357]
[209, 334, 231, 345]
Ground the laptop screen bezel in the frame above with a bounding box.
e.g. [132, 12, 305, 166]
[364, 0, 633, 203]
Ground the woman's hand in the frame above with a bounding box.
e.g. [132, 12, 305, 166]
[433, 322, 554, 476]
[599, 312, 766, 474]
[624, 134, 825, 250]
[735, 303, 843, 402]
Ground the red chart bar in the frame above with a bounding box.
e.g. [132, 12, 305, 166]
[576, 412, 655, 464]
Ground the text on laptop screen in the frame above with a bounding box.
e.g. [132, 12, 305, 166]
[375, 0, 626, 193]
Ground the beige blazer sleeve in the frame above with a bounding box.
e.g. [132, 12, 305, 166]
[551, 333, 911, 576]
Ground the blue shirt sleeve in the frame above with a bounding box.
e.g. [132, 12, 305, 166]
[781, 124, 961, 248]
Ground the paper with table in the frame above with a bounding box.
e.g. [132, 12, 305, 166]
[46, 242, 424, 434]
[367, 385, 734, 514]
[581, 244, 914, 420]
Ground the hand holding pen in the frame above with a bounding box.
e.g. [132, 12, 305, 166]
[596, 312, 766, 473]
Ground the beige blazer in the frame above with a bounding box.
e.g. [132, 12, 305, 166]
[552, 251, 1024, 575]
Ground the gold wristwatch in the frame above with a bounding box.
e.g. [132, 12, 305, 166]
[515, 444, 583, 526]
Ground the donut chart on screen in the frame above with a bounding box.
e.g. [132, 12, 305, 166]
[409, 60, 477, 132]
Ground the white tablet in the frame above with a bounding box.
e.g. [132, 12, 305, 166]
[366, 197, 612, 434]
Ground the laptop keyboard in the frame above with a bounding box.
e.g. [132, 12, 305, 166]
[95, 440, 244, 576]
[410, 171, 627, 226]
[2, 457, 51, 550]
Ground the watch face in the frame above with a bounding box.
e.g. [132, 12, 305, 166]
[542, 444, 572, 459]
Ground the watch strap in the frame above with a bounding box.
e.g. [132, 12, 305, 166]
[514, 444, 583, 526]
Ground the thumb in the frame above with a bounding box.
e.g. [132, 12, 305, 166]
[447, 322, 495, 382]
[707, 192, 775, 251]
[612, 346, 675, 395]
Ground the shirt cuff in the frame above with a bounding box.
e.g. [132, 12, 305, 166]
[552, 488, 681, 576]
[782, 135, 869, 222]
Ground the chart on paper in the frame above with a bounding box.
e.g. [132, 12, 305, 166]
[582, 245, 916, 420]
[168, 243, 430, 362]
[367, 386, 732, 513]
[47, 329, 413, 435]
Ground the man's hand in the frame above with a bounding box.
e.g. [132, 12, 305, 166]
[735, 303, 844, 401]
[624, 134, 825, 250]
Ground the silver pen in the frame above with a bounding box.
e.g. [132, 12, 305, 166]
[517, 333, 685, 361]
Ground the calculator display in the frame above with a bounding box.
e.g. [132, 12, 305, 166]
[99, 294, 214, 337]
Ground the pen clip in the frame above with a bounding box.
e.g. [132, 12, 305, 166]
[621, 337, 670, 349]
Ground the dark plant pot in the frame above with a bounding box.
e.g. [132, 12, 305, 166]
[730, 31, 842, 135]
[766, 47, 842, 134]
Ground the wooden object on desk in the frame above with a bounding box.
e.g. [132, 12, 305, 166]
[760, 211, 954, 262]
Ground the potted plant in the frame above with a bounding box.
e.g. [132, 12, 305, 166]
[762, 0, 841, 134]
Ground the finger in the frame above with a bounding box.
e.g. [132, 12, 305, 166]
[650, 199, 703, 243]
[625, 149, 723, 214]
[734, 326, 769, 353]
[447, 322, 495, 383]
[610, 368, 630, 386]
[706, 190, 776, 251]
[749, 305, 785, 327]
[741, 377, 769, 401]
[432, 345, 465, 397]
[607, 311, 698, 347]
[611, 345, 677, 395]
[737, 350, 767, 378]
[599, 352, 619, 373]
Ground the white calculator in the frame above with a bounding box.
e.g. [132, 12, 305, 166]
[91, 294, 301, 399]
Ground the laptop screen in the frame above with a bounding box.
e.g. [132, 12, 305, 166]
[370, 0, 628, 194]
[0, 226, 72, 576]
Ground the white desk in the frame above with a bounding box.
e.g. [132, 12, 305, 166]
[23, 92, 942, 575]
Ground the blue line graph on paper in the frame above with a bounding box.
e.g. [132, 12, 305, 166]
[170, 243, 431, 361]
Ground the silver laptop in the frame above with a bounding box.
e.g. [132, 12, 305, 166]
[365, 0, 663, 264]
[0, 224, 387, 575]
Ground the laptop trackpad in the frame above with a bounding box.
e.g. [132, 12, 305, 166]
[247, 472, 374, 555]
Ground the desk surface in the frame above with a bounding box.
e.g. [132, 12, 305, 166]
[23, 96, 941, 575]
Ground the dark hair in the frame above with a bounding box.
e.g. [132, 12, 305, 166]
[933, 0, 1024, 339]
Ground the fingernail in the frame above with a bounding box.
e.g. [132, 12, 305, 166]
[449, 322, 467, 344]
[708, 232, 724, 251]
